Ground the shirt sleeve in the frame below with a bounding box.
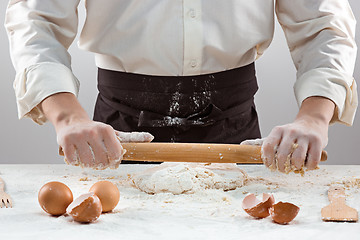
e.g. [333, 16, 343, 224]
[5, 0, 81, 124]
[275, 0, 358, 126]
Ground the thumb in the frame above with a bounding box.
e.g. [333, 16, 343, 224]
[115, 131, 154, 143]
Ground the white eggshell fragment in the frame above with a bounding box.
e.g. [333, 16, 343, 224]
[242, 193, 275, 218]
[66, 192, 102, 223]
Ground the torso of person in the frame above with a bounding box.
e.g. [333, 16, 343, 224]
[83, 1, 267, 151]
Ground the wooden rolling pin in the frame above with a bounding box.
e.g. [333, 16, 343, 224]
[121, 143, 327, 163]
[60, 143, 327, 164]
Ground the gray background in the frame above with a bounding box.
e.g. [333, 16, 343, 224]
[0, 1, 359, 164]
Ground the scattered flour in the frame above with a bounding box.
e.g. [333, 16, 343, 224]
[131, 163, 247, 194]
[1, 165, 360, 239]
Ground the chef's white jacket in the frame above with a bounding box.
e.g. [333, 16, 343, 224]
[5, 0, 358, 125]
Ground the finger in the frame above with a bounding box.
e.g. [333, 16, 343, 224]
[276, 135, 296, 173]
[290, 138, 308, 170]
[62, 144, 79, 166]
[306, 140, 322, 170]
[6, 198, 12, 208]
[109, 158, 122, 169]
[102, 130, 123, 162]
[240, 138, 264, 146]
[88, 139, 109, 169]
[76, 142, 94, 168]
[262, 128, 282, 168]
[116, 131, 154, 142]
[57, 134, 77, 165]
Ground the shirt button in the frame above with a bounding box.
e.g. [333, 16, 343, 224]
[190, 60, 197, 68]
[189, 9, 196, 18]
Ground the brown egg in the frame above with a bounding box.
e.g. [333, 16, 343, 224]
[242, 193, 275, 218]
[270, 201, 300, 224]
[89, 181, 120, 213]
[38, 181, 73, 216]
[66, 192, 102, 223]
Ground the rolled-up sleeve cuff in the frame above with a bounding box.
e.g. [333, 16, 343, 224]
[13, 62, 80, 124]
[294, 68, 358, 126]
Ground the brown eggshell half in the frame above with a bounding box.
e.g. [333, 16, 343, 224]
[38, 181, 73, 216]
[89, 180, 120, 213]
[242, 193, 275, 218]
[66, 192, 102, 223]
[270, 201, 300, 224]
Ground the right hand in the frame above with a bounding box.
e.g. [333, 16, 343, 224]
[57, 119, 120, 169]
[57, 120, 154, 169]
[39, 92, 154, 170]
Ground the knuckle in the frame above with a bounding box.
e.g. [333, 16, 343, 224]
[288, 128, 298, 137]
[272, 126, 283, 134]
[103, 127, 115, 137]
[309, 134, 322, 144]
[63, 133, 77, 143]
[96, 124, 113, 138]
[98, 122, 112, 131]
[85, 128, 99, 138]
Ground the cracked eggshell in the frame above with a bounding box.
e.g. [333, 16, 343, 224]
[242, 193, 275, 218]
[89, 180, 120, 213]
[270, 201, 300, 224]
[66, 192, 102, 223]
[38, 181, 73, 216]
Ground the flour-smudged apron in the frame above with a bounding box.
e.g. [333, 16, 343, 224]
[94, 63, 261, 163]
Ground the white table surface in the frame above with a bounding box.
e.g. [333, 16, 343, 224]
[0, 164, 359, 240]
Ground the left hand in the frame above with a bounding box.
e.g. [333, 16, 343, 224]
[242, 96, 335, 173]
[261, 116, 328, 173]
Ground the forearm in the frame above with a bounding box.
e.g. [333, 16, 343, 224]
[276, 0, 357, 126]
[295, 96, 336, 125]
[39, 92, 90, 131]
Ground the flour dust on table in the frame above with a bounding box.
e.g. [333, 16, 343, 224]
[1, 165, 360, 239]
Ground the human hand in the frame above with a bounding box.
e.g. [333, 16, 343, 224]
[241, 118, 328, 173]
[57, 119, 118, 169]
[40, 92, 154, 169]
[58, 120, 154, 169]
[261, 117, 328, 173]
[241, 97, 334, 173]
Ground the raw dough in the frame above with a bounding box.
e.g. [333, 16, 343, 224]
[131, 163, 247, 195]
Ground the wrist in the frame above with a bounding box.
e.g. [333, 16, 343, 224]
[295, 96, 335, 125]
[39, 92, 90, 130]
[52, 111, 90, 130]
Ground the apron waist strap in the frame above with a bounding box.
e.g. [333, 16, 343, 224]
[99, 94, 254, 129]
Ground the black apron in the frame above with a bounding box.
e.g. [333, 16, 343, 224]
[94, 63, 261, 163]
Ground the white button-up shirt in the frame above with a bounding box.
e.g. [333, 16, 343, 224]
[5, 0, 358, 125]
